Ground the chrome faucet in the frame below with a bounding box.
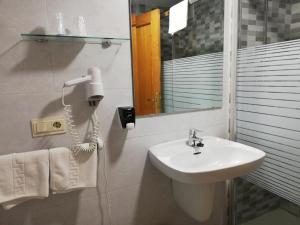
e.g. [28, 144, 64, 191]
[188, 128, 204, 147]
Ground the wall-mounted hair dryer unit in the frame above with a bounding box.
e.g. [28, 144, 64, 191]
[118, 107, 135, 130]
[62, 67, 104, 154]
[64, 67, 104, 106]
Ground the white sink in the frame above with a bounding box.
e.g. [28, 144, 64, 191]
[149, 136, 265, 184]
[149, 136, 265, 222]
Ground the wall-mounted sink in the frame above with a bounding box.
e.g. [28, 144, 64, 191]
[149, 136, 265, 184]
[149, 136, 265, 222]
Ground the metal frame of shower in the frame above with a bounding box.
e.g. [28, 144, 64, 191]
[226, 1, 239, 225]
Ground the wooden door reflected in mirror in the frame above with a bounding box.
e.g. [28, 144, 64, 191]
[131, 9, 161, 116]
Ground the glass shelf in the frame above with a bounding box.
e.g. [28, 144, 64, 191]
[20, 33, 129, 45]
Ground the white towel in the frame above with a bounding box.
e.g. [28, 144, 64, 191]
[0, 150, 49, 210]
[49, 144, 97, 194]
[168, 0, 189, 35]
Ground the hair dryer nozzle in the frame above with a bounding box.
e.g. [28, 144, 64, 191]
[86, 67, 104, 105]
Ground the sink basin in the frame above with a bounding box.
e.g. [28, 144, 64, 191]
[149, 136, 265, 222]
[149, 136, 265, 184]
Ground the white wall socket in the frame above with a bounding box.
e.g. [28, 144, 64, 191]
[31, 117, 66, 137]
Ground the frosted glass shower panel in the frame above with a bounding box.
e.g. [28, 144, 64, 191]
[236, 40, 300, 206]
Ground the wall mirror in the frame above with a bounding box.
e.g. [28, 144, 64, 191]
[130, 0, 224, 116]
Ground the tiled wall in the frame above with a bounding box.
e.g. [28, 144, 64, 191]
[161, 0, 224, 61]
[290, 1, 300, 38]
[235, 179, 300, 224]
[0, 0, 229, 225]
[239, 0, 300, 48]
[234, 178, 281, 224]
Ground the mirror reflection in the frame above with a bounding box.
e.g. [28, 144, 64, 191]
[130, 0, 224, 116]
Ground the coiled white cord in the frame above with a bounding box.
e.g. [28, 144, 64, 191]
[62, 87, 100, 155]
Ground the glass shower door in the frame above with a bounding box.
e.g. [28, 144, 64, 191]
[234, 0, 300, 224]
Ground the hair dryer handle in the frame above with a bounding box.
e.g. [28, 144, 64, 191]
[64, 75, 92, 87]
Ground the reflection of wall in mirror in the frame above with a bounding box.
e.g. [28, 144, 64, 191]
[161, 0, 224, 60]
[160, 0, 224, 113]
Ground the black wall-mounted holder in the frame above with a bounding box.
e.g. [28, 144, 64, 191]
[118, 107, 135, 130]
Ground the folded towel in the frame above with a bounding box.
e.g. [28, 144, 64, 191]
[0, 150, 49, 210]
[49, 144, 97, 194]
[168, 0, 189, 35]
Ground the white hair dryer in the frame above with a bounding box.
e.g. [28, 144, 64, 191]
[64, 67, 104, 105]
[62, 67, 104, 154]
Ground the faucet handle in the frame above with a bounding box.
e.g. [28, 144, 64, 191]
[187, 128, 204, 147]
[189, 128, 202, 137]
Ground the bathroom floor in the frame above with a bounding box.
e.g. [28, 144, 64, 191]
[241, 208, 300, 225]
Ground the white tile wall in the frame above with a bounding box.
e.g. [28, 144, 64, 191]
[0, 0, 229, 225]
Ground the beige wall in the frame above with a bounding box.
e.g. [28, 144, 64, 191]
[0, 0, 229, 225]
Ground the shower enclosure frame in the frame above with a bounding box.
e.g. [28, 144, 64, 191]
[225, 1, 239, 225]
[228, 1, 300, 224]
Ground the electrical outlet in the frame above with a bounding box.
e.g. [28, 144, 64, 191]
[31, 117, 66, 137]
